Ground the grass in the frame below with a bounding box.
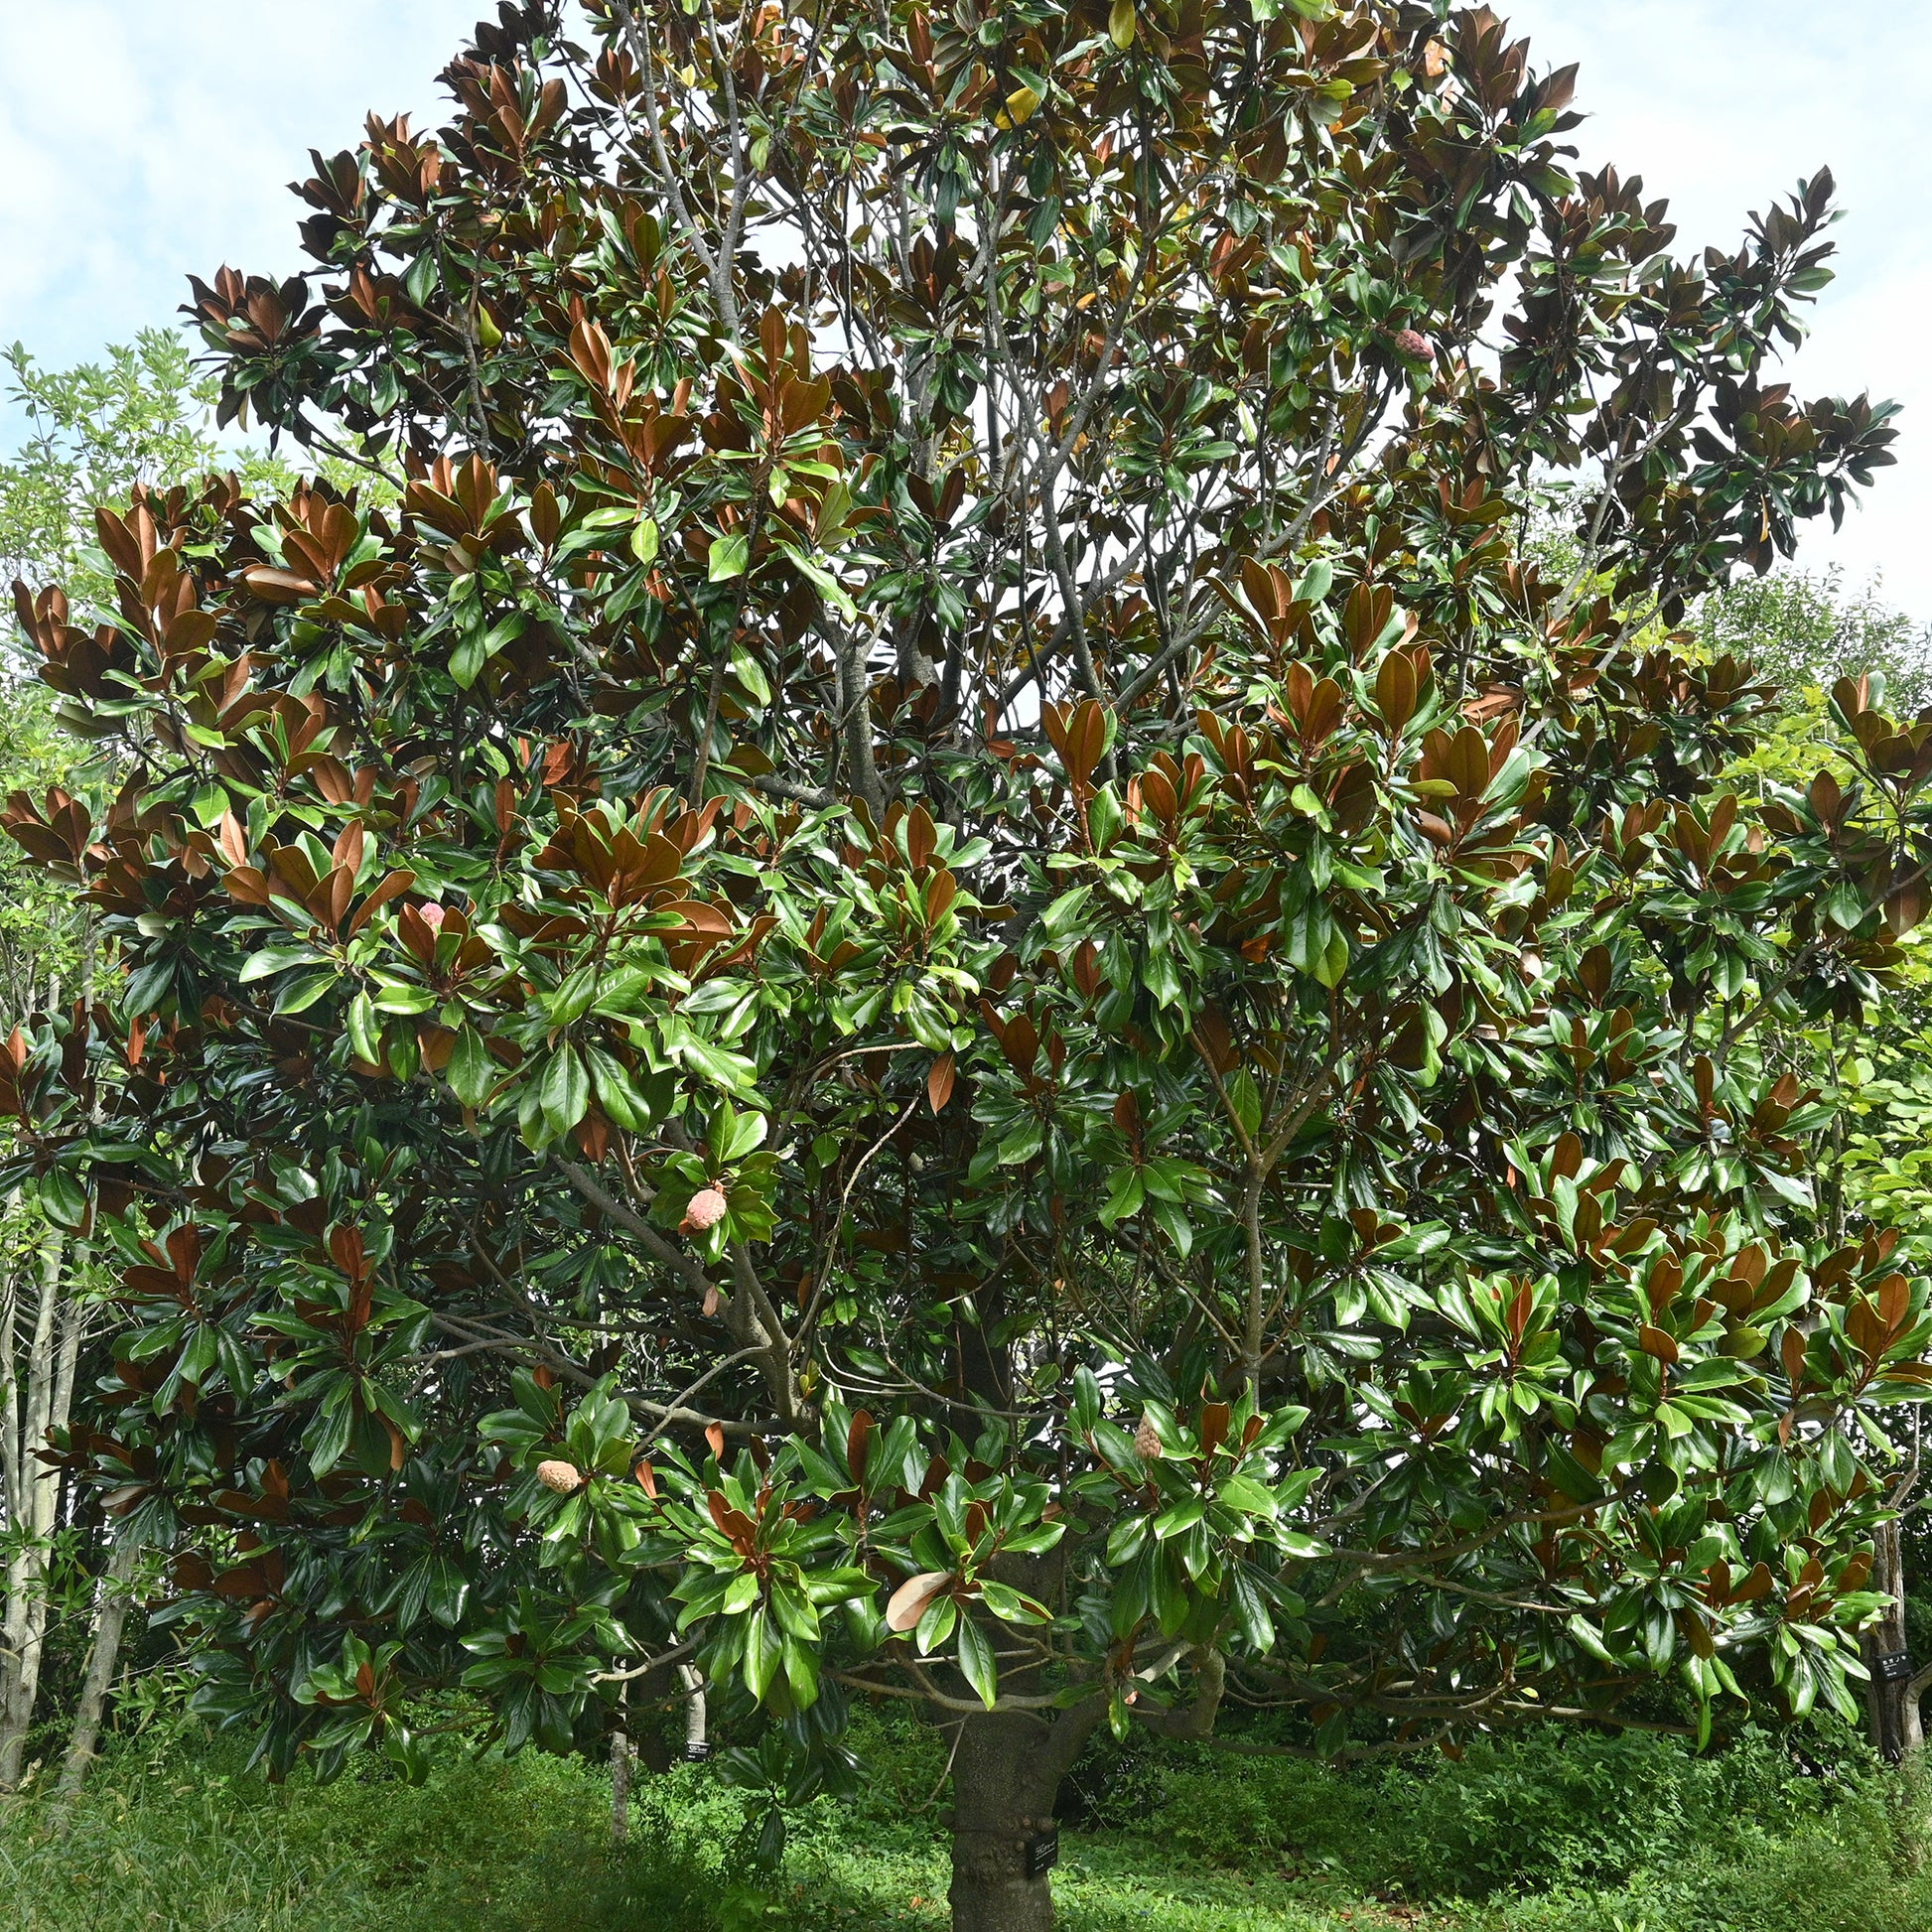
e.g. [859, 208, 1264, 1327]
[4, 1713, 1932, 1932]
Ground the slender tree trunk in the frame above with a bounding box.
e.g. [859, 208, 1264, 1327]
[0, 1229, 71, 1790]
[55, 1531, 139, 1805]
[1864, 1519, 1925, 1761]
[835, 624, 886, 819]
[610, 1692, 632, 1844]
[678, 1662, 707, 1757]
[619, 1658, 707, 1776]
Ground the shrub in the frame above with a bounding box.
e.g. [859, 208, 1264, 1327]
[1118, 1722, 1885, 1901]
[0, 1729, 720, 1932]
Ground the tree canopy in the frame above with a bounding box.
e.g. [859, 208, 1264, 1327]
[5, 3, 1929, 1927]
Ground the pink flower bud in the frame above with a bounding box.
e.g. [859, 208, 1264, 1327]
[681, 1186, 729, 1234]
[536, 1459, 584, 1494]
[1393, 328, 1433, 361]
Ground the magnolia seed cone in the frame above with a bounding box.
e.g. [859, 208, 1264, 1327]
[681, 1185, 728, 1233]
[537, 1459, 585, 1494]
[1134, 1416, 1163, 1460]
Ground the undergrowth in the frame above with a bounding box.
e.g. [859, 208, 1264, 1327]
[2, 1709, 1929, 1931]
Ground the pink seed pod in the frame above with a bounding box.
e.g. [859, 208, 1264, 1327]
[536, 1459, 584, 1494]
[418, 902, 446, 932]
[681, 1186, 729, 1234]
[1134, 1415, 1164, 1461]
[1393, 328, 1433, 361]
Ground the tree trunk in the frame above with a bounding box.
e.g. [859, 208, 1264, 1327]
[834, 622, 886, 820]
[679, 1662, 708, 1757]
[55, 1532, 140, 1806]
[949, 1713, 1061, 1932]
[947, 1700, 1104, 1932]
[0, 1228, 73, 1791]
[610, 1715, 631, 1843]
[1864, 1518, 1925, 1761]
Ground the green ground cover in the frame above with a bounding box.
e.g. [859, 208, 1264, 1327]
[4, 1714, 1929, 1932]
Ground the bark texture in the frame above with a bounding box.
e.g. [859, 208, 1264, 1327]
[946, 1697, 1105, 1932]
[1863, 1518, 1927, 1761]
[948, 1713, 1063, 1932]
[55, 1532, 140, 1803]
[610, 1721, 632, 1843]
[0, 1230, 76, 1790]
[678, 1661, 708, 1757]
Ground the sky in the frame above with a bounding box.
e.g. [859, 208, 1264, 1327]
[1, 1, 1926, 616]
[1497, 0, 1931, 619]
[0, 1, 481, 376]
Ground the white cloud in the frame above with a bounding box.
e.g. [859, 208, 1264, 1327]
[0, 1, 482, 363]
[1506, 0, 1932, 619]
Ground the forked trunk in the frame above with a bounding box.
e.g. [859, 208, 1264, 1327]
[948, 1711, 1063, 1932]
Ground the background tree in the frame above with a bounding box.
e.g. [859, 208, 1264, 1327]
[1687, 567, 1932, 1763]
[6, 4, 1930, 1928]
[1702, 569, 1931, 720]
[0, 330, 373, 619]
[0, 332, 312, 1793]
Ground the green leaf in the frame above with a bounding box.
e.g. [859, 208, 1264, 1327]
[783, 1632, 821, 1707]
[448, 1026, 495, 1109]
[346, 992, 381, 1064]
[957, 1615, 999, 1710]
[372, 980, 437, 1015]
[915, 1592, 958, 1654]
[711, 1105, 769, 1163]
[743, 1607, 782, 1702]
[1567, 1614, 1617, 1666]
[34, 1168, 86, 1232]
[240, 945, 323, 984]
[584, 1044, 650, 1130]
[274, 968, 339, 1016]
[451, 631, 486, 689]
[1148, 1195, 1193, 1258]
[1226, 1068, 1262, 1140]
[1216, 1474, 1278, 1517]
[977, 1579, 1049, 1624]
[538, 1045, 591, 1140]
[709, 533, 750, 582]
[1230, 1569, 1275, 1650]
[1154, 1496, 1207, 1539]
[731, 645, 771, 706]
[1293, 557, 1334, 605]
[1099, 1166, 1146, 1227]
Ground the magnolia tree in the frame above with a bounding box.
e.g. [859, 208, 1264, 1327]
[5, 1, 1929, 1925]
